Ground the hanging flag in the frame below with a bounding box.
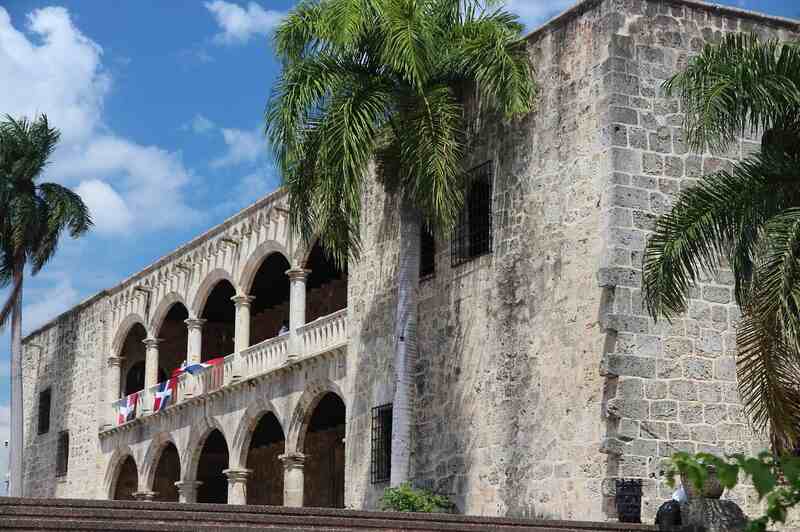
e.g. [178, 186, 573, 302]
[117, 392, 139, 425]
[183, 357, 225, 376]
[153, 378, 177, 412]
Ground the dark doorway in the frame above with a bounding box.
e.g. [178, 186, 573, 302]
[304, 242, 347, 323]
[121, 323, 147, 397]
[113, 456, 138, 500]
[197, 429, 229, 504]
[157, 304, 189, 377]
[200, 281, 236, 361]
[153, 443, 180, 502]
[246, 412, 285, 505]
[249, 253, 291, 345]
[303, 392, 345, 508]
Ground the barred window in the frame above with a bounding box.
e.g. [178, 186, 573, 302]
[37, 388, 51, 435]
[56, 431, 69, 477]
[420, 226, 435, 279]
[451, 161, 493, 267]
[371, 403, 392, 483]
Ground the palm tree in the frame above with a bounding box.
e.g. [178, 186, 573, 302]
[266, 0, 535, 484]
[0, 114, 93, 496]
[642, 33, 800, 453]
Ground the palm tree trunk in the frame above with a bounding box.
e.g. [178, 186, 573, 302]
[9, 257, 24, 496]
[390, 202, 421, 486]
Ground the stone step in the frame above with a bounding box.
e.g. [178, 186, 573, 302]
[0, 498, 661, 532]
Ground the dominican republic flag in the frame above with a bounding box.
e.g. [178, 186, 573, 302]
[117, 392, 139, 425]
[153, 378, 177, 412]
[182, 357, 225, 376]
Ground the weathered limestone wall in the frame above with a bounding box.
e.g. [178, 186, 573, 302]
[347, 0, 615, 519]
[597, 0, 799, 523]
[20, 293, 107, 498]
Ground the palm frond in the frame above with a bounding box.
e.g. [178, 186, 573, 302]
[642, 153, 799, 320]
[664, 34, 800, 152]
[0, 271, 21, 331]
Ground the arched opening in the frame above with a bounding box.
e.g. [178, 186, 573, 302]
[156, 303, 189, 378]
[200, 281, 236, 361]
[303, 392, 345, 508]
[152, 443, 180, 502]
[304, 242, 347, 323]
[248, 253, 291, 345]
[120, 323, 155, 397]
[197, 429, 229, 503]
[246, 412, 285, 505]
[113, 456, 138, 500]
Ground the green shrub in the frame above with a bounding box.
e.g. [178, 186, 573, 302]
[380, 483, 453, 513]
[667, 451, 800, 532]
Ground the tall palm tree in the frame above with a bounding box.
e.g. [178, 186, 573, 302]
[642, 34, 800, 453]
[266, 0, 535, 484]
[0, 114, 93, 496]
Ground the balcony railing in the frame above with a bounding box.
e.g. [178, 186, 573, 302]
[109, 308, 347, 429]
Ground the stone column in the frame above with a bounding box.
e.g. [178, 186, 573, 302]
[286, 269, 310, 359]
[184, 318, 206, 364]
[132, 490, 157, 501]
[223, 468, 252, 505]
[106, 356, 123, 428]
[231, 295, 254, 381]
[175, 480, 202, 503]
[279, 452, 306, 507]
[143, 337, 161, 389]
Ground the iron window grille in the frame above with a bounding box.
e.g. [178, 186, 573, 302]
[37, 388, 51, 435]
[451, 161, 494, 267]
[371, 403, 393, 483]
[420, 226, 436, 279]
[56, 431, 69, 477]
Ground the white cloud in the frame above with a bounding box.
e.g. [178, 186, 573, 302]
[205, 1, 284, 45]
[0, 6, 201, 236]
[182, 113, 216, 134]
[504, 0, 577, 30]
[21, 274, 80, 335]
[212, 127, 266, 168]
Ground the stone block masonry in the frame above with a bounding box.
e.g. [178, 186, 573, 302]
[16, 0, 800, 526]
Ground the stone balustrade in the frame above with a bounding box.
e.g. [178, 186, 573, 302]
[107, 308, 347, 430]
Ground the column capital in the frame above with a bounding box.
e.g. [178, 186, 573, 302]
[285, 268, 311, 281]
[278, 452, 306, 470]
[107, 355, 123, 368]
[184, 317, 207, 330]
[230, 294, 255, 307]
[223, 468, 252, 483]
[142, 337, 162, 348]
[175, 480, 203, 489]
[132, 490, 158, 501]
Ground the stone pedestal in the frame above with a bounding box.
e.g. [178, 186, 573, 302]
[279, 452, 306, 507]
[175, 480, 202, 503]
[223, 468, 252, 505]
[680, 499, 747, 532]
[132, 490, 157, 501]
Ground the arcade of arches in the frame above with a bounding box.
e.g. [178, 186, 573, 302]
[111, 390, 346, 507]
[114, 242, 347, 401]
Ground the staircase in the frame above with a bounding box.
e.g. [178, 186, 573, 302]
[0, 497, 662, 531]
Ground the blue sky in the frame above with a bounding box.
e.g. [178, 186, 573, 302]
[0, 0, 796, 489]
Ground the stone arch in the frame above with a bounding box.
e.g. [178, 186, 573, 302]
[111, 313, 147, 357]
[183, 418, 231, 483]
[190, 268, 236, 317]
[105, 447, 137, 500]
[293, 236, 319, 269]
[238, 240, 290, 295]
[149, 292, 190, 334]
[141, 432, 180, 490]
[286, 379, 347, 453]
[230, 399, 284, 468]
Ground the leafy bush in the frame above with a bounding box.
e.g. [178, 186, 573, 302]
[667, 451, 800, 532]
[380, 483, 453, 513]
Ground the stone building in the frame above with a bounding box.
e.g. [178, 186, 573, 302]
[18, 0, 800, 524]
